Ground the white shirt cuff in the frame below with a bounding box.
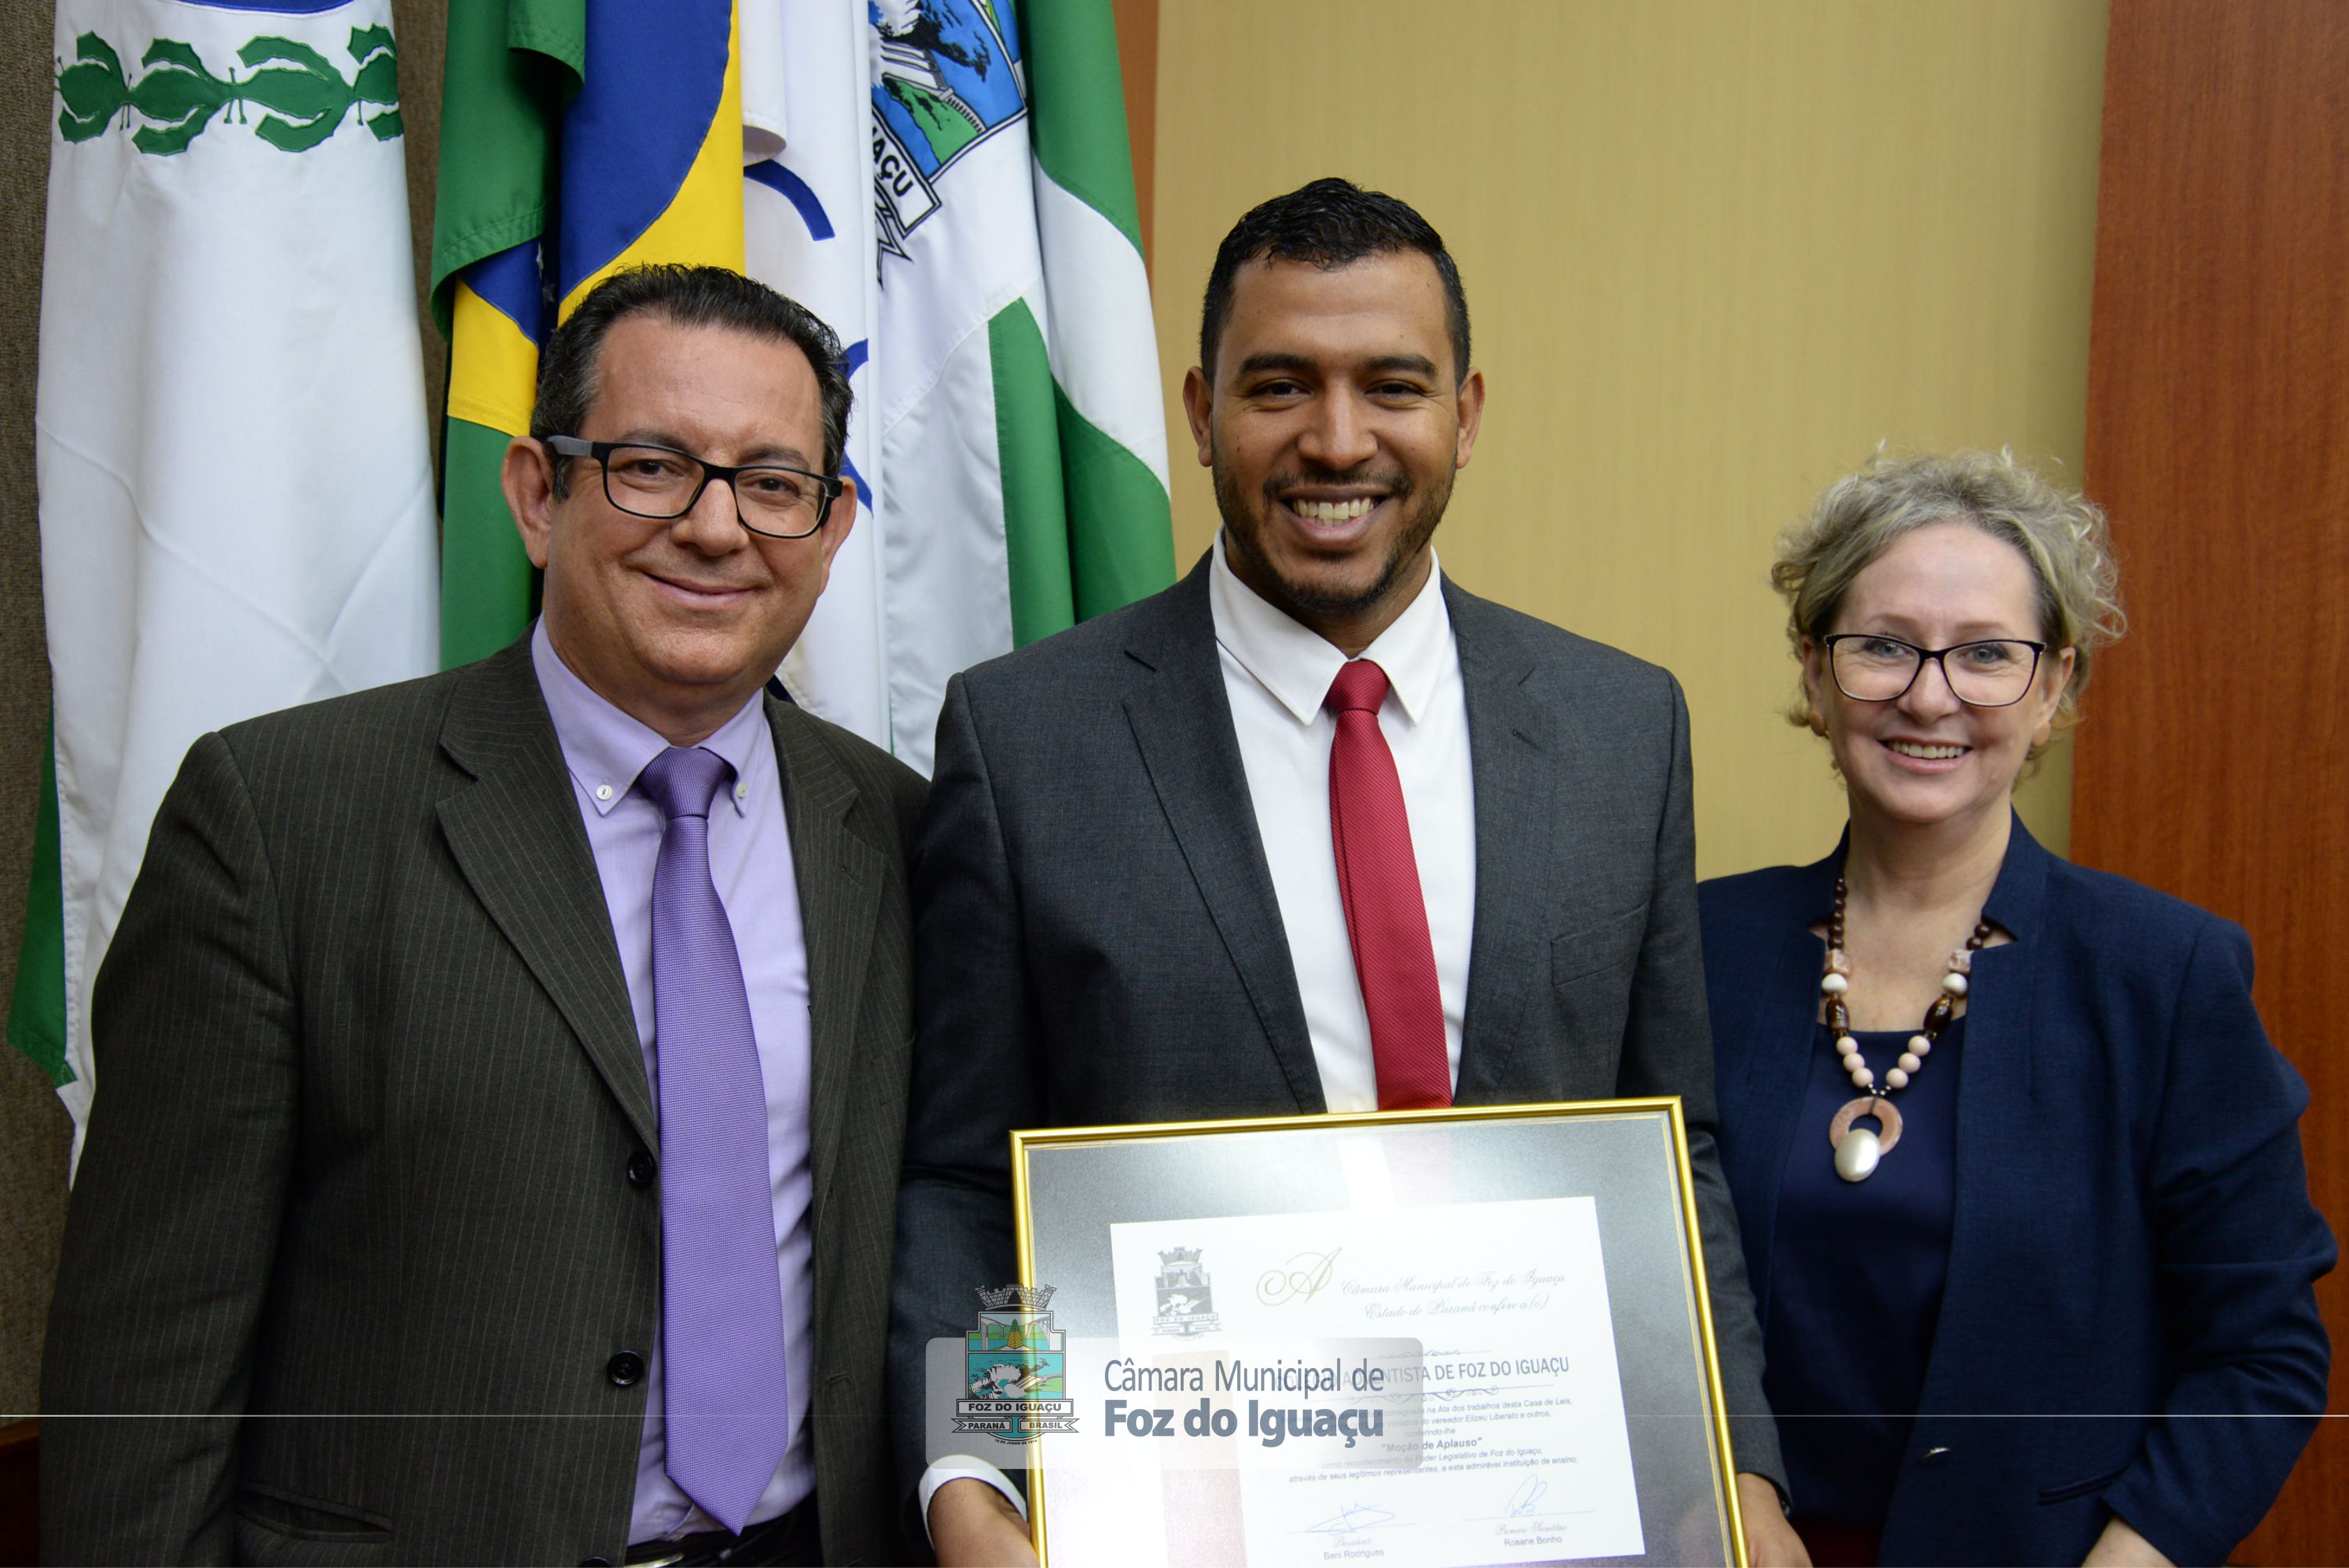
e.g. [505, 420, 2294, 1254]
[918, 1454, 1028, 1546]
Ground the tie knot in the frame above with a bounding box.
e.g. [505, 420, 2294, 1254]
[1326, 659, 1392, 716]
[637, 746, 734, 821]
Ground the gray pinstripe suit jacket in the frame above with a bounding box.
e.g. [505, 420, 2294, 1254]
[41, 638, 924, 1567]
[889, 561, 1784, 1501]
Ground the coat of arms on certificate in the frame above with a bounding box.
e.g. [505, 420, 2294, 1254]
[1149, 1246, 1221, 1336]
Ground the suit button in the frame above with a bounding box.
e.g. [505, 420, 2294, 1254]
[1920, 1445, 1952, 1465]
[606, 1351, 645, 1387]
[627, 1150, 656, 1188]
[581, 1559, 612, 1567]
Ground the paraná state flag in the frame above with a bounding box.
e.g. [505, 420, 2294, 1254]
[13, 0, 440, 1143]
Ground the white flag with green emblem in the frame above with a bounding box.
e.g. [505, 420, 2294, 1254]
[748, 0, 1174, 769]
[17, 0, 437, 1144]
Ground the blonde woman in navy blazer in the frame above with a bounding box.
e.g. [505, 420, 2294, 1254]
[1701, 452, 2331, 1567]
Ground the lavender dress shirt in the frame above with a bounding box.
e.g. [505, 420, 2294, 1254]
[531, 622, 816, 1542]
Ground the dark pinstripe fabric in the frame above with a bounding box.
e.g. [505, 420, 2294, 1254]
[40, 639, 924, 1567]
[890, 562, 1783, 1502]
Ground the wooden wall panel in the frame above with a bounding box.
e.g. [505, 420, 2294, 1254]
[2075, 3, 2349, 1560]
[1111, 0, 1155, 266]
[0, 1420, 33, 1567]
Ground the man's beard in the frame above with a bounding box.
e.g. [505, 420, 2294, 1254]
[1212, 456, 1454, 623]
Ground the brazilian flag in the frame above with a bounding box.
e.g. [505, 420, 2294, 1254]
[431, 0, 746, 668]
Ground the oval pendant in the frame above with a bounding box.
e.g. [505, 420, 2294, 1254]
[1828, 1095, 1903, 1183]
[1834, 1126, 1880, 1183]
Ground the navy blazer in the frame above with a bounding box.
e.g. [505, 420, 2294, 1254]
[1702, 819, 2332, 1566]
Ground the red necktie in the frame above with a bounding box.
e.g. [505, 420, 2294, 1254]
[1325, 660, 1452, 1110]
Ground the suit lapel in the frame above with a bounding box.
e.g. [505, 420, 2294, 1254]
[435, 642, 654, 1148]
[1450, 587, 1562, 1100]
[1122, 569, 1323, 1112]
[770, 700, 885, 1226]
[1915, 816, 2050, 1416]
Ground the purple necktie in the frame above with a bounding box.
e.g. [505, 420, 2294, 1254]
[639, 746, 790, 1532]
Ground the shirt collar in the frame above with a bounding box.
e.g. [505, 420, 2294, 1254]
[1208, 531, 1453, 727]
[530, 618, 766, 817]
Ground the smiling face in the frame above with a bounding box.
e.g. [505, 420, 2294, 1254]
[503, 312, 855, 744]
[1182, 252, 1485, 654]
[1802, 519, 2074, 838]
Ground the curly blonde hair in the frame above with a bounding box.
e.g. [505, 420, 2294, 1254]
[1773, 448, 2126, 739]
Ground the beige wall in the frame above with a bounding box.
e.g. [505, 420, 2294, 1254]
[1151, 0, 2107, 878]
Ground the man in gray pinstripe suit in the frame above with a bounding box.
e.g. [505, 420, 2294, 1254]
[43, 268, 919, 1567]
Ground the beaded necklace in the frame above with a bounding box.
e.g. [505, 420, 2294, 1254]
[1819, 875, 1991, 1183]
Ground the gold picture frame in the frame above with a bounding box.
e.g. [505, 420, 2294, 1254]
[1007, 1096, 1749, 1567]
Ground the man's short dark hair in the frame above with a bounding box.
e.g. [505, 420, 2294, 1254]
[532, 263, 851, 495]
[1198, 177, 1471, 385]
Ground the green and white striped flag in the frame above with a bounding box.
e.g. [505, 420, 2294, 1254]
[14, 0, 438, 1141]
[754, 0, 1174, 766]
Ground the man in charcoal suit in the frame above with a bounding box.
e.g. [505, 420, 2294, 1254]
[894, 179, 1807, 1565]
[44, 266, 920, 1567]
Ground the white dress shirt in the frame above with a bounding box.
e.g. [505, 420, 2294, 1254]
[1209, 531, 1477, 1109]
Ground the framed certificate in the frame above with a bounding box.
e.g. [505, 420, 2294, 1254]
[1007, 1098, 1746, 1568]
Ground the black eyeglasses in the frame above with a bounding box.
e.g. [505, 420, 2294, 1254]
[544, 436, 842, 540]
[1821, 633, 2049, 708]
